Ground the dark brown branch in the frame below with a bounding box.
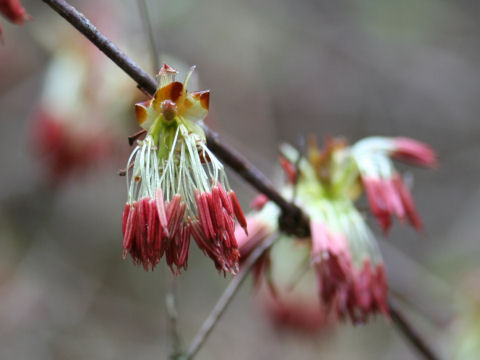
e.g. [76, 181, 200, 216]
[41, 2, 440, 359]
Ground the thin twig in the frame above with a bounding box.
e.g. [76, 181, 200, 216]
[136, 0, 160, 73]
[389, 301, 440, 360]
[186, 234, 278, 360]
[40, 2, 441, 359]
[166, 272, 182, 359]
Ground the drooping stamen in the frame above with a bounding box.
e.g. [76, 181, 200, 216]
[177, 224, 191, 268]
[166, 194, 183, 237]
[217, 183, 234, 215]
[122, 204, 130, 235]
[147, 199, 158, 245]
[211, 187, 226, 232]
[230, 191, 248, 235]
[123, 203, 137, 255]
[155, 188, 169, 238]
[392, 174, 423, 231]
[223, 209, 237, 249]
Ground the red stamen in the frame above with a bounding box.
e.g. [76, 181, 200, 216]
[123, 203, 137, 254]
[393, 175, 423, 231]
[195, 191, 211, 240]
[147, 199, 158, 245]
[122, 203, 130, 235]
[230, 191, 248, 235]
[156, 188, 170, 238]
[200, 192, 216, 239]
[217, 183, 234, 215]
[211, 187, 225, 232]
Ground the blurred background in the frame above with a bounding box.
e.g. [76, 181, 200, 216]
[1, 0, 479, 358]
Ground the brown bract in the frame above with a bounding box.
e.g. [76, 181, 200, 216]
[134, 63, 210, 129]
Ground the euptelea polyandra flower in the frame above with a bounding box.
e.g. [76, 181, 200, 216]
[236, 136, 434, 325]
[122, 64, 247, 275]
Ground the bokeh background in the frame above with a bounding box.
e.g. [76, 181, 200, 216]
[1, 0, 479, 359]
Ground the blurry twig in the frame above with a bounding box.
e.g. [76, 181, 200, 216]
[166, 272, 182, 359]
[185, 234, 278, 360]
[40, 1, 442, 359]
[389, 300, 440, 360]
[136, 0, 160, 73]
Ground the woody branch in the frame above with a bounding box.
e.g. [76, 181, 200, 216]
[40, 1, 440, 359]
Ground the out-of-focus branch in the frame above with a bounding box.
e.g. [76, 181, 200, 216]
[186, 234, 278, 360]
[166, 272, 182, 359]
[389, 301, 440, 360]
[40, 1, 441, 359]
[136, 0, 159, 73]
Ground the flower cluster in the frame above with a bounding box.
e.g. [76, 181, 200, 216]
[122, 64, 247, 275]
[0, 0, 30, 42]
[236, 135, 435, 324]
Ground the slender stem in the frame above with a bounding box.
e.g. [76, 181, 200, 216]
[136, 0, 160, 73]
[166, 271, 182, 358]
[40, 2, 442, 359]
[186, 234, 278, 360]
[389, 301, 440, 360]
